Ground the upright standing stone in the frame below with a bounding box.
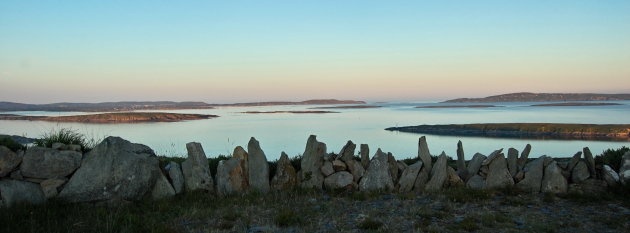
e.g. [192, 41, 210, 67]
[151, 171, 176, 200]
[620, 151, 630, 185]
[507, 148, 519, 178]
[299, 135, 326, 189]
[360, 144, 370, 169]
[0, 146, 22, 177]
[216, 158, 248, 196]
[425, 152, 448, 192]
[571, 161, 590, 183]
[182, 142, 214, 192]
[413, 167, 430, 192]
[517, 144, 531, 171]
[542, 161, 568, 194]
[247, 137, 270, 193]
[516, 156, 545, 193]
[338, 140, 356, 162]
[567, 152, 582, 172]
[484, 153, 514, 189]
[271, 152, 297, 190]
[456, 141, 468, 179]
[582, 147, 597, 178]
[166, 161, 185, 194]
[398, 160, 423, 192]
[466, 153, 487, 179]
[418, 137, 432, 172]
[232, 146, 249, 186]
[387, 152, 399, 184]
[359, 149, 394, 191]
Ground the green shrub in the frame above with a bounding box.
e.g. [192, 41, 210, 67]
[290, 155, 302, 171]
[595, 146, 629, 172]
[0, 137, 26, 152]
[35, 128, 99, 152]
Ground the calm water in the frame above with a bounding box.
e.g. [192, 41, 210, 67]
[1, 101, 629, 160]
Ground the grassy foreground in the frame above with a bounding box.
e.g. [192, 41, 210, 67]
[1, 187, 629, 233]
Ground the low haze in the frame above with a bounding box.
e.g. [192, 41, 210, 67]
[1, 1, 629, 103]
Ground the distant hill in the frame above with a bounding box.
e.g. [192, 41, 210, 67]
[0, 99, 365, 112]
[443, 92, 630, 103]
[0, 112, 217, 123]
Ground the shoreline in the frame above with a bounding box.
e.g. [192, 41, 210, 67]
[0, 112, 218, 124]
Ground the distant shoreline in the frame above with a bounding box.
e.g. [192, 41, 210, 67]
[0, 112, 218, 123]
[309, 105, 382, 109]
[240, 111, 338, 114]
[444, 92, 630, 103]
[415, 105, 499, 109]
[530, 102, 623, 107]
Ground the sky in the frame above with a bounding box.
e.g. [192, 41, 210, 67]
[1, 1, 629, 104]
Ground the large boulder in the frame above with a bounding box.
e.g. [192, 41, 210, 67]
[541, 161, 568, 194]
[332, 160, 347, 172]
[515, 156, 545, 193]
[601, 165, 620, 187]
[20, 147, 81, 179]
[0, 146, 22, 177]
[182, 142, 214, 192]
[484, 153, 514, 189]
[620, 151, 630, 185]
[0, 179, 46, 207]
[507, 148, 519, 178]
[425, 152, 448, 192]
[516, 144, 531, 171]
[320, 161, 334, 177]
[456, 141, 468, 179]
[247, 137, 270, 193]
[571, 161, 590, 183]
[165, 161, 185, 194]
[418, 136, 432, 172]
[299, 135, 326, 189]
[466, 153, 487, 179]
[58, 137, 161, 202]
[271, 152, 297, 190]
[582, 147, 597, 178]
[359, 149, 394, 191]
[345, 159, 365, 184]
[338, 140, 356, 162]
[466, 175, 485, 190]
[216, 158, 247, 196]
[398, 160, 423, 192]
[232, 146, 249, 186]
[40, 178, 67, 199]
[360, 144, 370, 169]
[324, 171, 354, 190]
[151, 171, 175, 200]
[413, 167, 430, 192]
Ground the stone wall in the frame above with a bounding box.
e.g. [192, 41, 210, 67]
[1, 135, 628, 207]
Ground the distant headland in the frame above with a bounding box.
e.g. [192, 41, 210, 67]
[443, 92, 630, 103]
[0, 112, 217, 123]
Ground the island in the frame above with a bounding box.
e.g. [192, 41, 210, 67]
[385, 123, 630, 141]
[213, 99, 365, 107]
[240, 111, 338, 114]
[0, 112, 218, 123]
[530, 102, 623, 107]
[415, 105, 500, 109]
[443, 92, 630, 103]
[309, 105, 382, 109]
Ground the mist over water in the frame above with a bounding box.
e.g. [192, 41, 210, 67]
[1, 101, 629, 160]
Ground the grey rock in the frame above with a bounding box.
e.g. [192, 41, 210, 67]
[65, 144, 82, 152]
[482, 149, 504, 166]
[567, 152, 582, 172]
[466, 175, 485, 190]
[517, 144, 531, 171]
[456, 141, 468, 180]
[359, 149, 394, 191]
[271, 152, 297, 190]
[324, 171, 354, 190]
[398, 160, 423, 192]
[413, 167, 430, 192]
[58, 137, 161, 202]
[571, 161, 590, 183]
[601, 165, 619, 187]
[151, 171, 175, 200]
[10, 170, 23, 180]
[425, 152, 448, 192]
[484, 153, 514, 189]
[507, 148, 519, 178]
[40, 178, 67, 199]
[52, 142, 65, 150]
[418, 136, 432, 172]
[466, 153, 487, 179]
[360, 144, 370, 169]
[345, 159, 365, 183]
[446, 166, 464, 188]
[321, 161, 334, 177]
[247, 137, 270, 193]
[338, 140, 356, 162]
[299, 135, 325, 189]
[182, 142, 214, 192]
[515, 156, 545, 193]
[620, 151, 630, 185]
[582, 147, 597, 178]
[217, 158, 247, 196]
[332, 159, 347, 172]
[0, 179, 46, 207]
[387, 152, 399, 184]
[568, 179, 607, 195]
[541, 161, 568, 194]
[20, 147, 82, 179]
[232, 146, 249, 186]
[0, 146, 22, 177]
[166, 161, 184, 194]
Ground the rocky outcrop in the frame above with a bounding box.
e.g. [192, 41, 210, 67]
[0, 146, 22, 177]
[216, 158, 247, 196]
[338, 141, 356, 162]
[182, 142, 214, 192]
[425, 152, 448, 192]
[165, 161, 185, 194]
[324, 171, 353, 190]
[418, 136, 432, 172]
[398, 161, 423, 192]
[0, 179, 46, 207]
[20, 147, 81, 179]
[620, 151, 630, 185]
[247, 137, 270, 193]
[359, 149, 394, 191]
[541, 161, 568, 194]
[515, 156, 545, 193]
[360, 144, 369, 168]
[571, 161, 590, 183]
[484, 153, 514, 189]
[59, 137, 161, 202]
[151, 172, 176, 200]
[300, 135, 326, 189]
[271, 152, 297, 190]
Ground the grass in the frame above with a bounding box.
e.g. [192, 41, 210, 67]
[274, 209, 302, 227]
[0, 137, 26, 152]
[448, 217, 480, 232]
[34, 128, 101, 152]
[442, 187, 493, 203]
[357, 217, 383, 230]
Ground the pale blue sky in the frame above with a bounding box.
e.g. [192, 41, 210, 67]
[1, 1, 629, 103]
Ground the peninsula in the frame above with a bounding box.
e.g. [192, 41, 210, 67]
[415, 105, 500, 109]
[443, 92, 630, 103]
[0, 112, 218, 123]
[530, 102, 623, 107]
[386, 123, 630, 141]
